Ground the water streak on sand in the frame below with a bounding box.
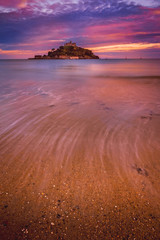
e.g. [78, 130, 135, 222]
[0, 59, 160, 239]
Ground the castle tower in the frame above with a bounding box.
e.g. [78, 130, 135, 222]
[64, 41, 76, 47]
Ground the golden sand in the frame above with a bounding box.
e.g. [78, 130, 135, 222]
[0, 67, 160, 239]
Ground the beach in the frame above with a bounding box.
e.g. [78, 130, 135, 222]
[0, 59, 160, 239]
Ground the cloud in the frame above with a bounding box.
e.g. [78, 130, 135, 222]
[125, 0, 160, 7]
[90, 43, 160, 52]
[0, 0, 27, 10]
[0, 48, 41, 55]
[0, 0, 143, 15]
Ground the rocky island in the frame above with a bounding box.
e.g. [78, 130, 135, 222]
[29, 41, 99, 59]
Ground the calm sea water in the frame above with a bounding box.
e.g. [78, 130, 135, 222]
[0, 59, 160, 192]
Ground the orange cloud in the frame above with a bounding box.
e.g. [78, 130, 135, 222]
[18, 0, 27, 8]
[0, 49, 35, 55]
[153, 10, 160, 15]
[0, 49, 46, 57]
[90, 43, 160, 52]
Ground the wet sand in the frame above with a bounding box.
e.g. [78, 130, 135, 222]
[0, 60, 160, 239]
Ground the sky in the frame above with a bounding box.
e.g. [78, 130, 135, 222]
[0, 0, 160, 59]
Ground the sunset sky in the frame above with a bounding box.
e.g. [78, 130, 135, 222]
[0, 0, 160, 59]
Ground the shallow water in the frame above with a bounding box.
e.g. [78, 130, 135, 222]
[0, 59, 160, 193]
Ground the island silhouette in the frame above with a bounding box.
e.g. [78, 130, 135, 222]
[29, 41, 99, 59]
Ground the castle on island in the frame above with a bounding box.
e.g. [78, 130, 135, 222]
[31, 41, 99, 60]
[64, 41, 76, 47]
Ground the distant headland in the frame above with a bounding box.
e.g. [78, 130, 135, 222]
[29, 41, 99, 60]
